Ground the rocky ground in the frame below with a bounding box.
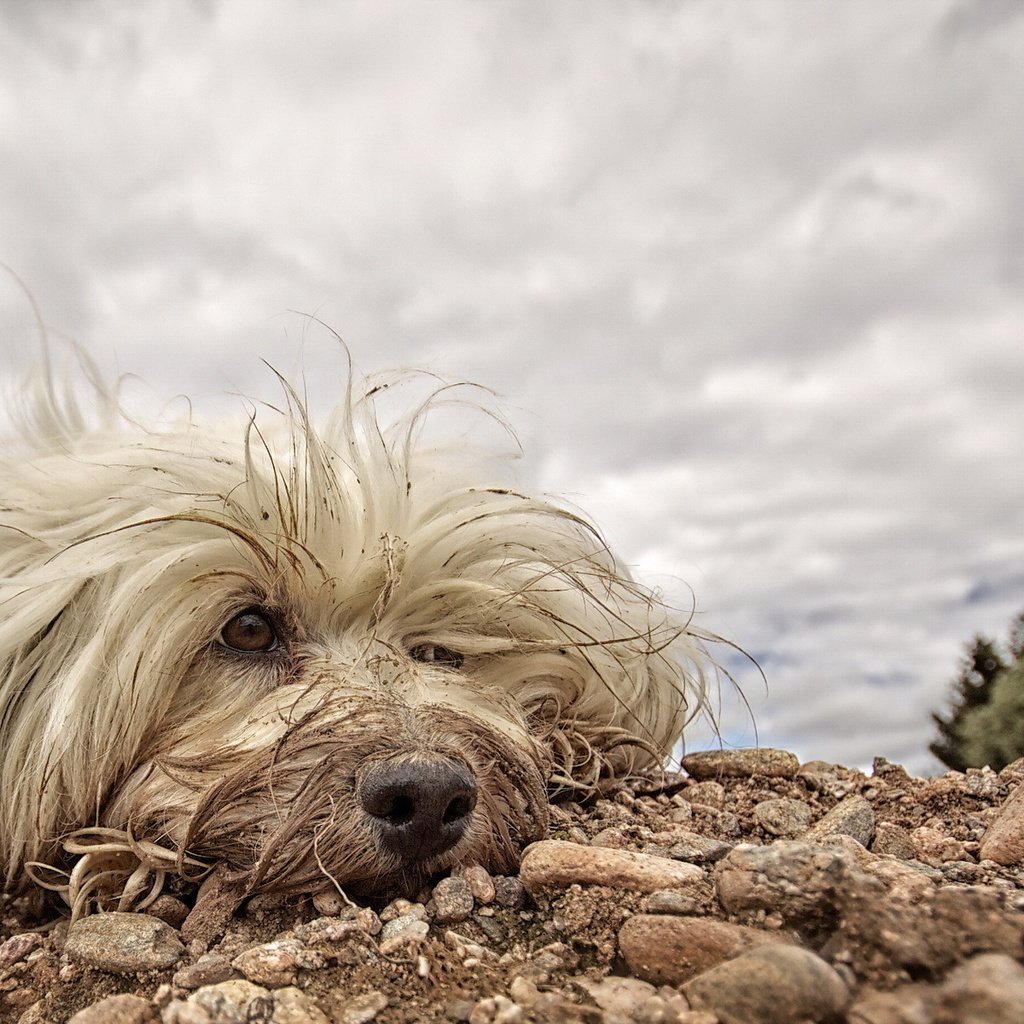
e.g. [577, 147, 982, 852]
[1, 748, 1023, 1024]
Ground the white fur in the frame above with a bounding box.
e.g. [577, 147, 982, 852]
[0, 364, 711, 903]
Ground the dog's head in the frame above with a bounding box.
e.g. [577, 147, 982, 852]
[0, 368, 711, 909]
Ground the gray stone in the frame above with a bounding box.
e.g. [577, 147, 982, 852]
[684, 943, 850, 1024]
[173, 953, 235, 990]
[64, 912, 184, 974]
[433, 876, 475, 924]
[804, 794, 875, 846]
[753, 797, 813, 837]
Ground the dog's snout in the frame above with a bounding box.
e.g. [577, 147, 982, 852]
[358, 755, 477, 862]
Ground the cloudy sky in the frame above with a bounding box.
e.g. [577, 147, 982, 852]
[1, 0, 1021, 775]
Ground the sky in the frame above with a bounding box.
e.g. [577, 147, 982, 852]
[1, 0, 1021, 776]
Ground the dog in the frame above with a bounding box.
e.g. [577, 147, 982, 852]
[0, 358, 711, 916]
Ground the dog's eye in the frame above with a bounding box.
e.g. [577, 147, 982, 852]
[409, 643, 464, 670]
[219, 609, 280, 654]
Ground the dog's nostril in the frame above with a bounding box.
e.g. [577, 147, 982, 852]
[358, 755, 477, 863]
[443, 794, 474, 824]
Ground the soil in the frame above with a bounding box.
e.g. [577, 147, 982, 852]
[1, 751, 1022, 1023]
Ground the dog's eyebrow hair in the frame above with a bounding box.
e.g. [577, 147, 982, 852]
[49, 513, 288, 575]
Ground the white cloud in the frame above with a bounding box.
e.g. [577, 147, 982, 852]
[1, 0, 1022, 776]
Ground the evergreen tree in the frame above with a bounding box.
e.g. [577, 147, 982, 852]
[930, 632, 1010, 771]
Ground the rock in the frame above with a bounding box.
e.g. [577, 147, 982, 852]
[577, 976, 657, 1019]
[979, 780, 1024, 865]
[847, 985, 931, 1024]
[644, 889, 709, 915]
[231, 938, 324, 987]
[753, 797, 813, 837]
[173, 953, 235, 990]
[492, 876, 526, 909]
[68, 994, 154, 1024]
[715, 840, 862, 937]
[911, 826, 969, 865]
[683, 781, 725, 809]
[433, 876, 475, 924]
[932, 953, 1024, 1023]
[684, 943, 850, 1024]
[64, 912, 184, 973]
[378, 916, 429, 954]
[311, 889, 348, 917]
[0, 932, 42, 977]
[619, 914, 778, 985]
[871, 821, 916, 859]
[165, 979, 273, 1024]
[681, 748, 800, 779]
[147, 895, 190, 929]
[335, 990, 389, 1024]
[273, 986, 332, 1023]
[459, 865, 496, 904]
[803, 794, 875, 846]
[520, 840, 704, 894]
[665, 831, 733, 864]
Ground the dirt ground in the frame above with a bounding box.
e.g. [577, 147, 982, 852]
[1, 750, 1022, 1023]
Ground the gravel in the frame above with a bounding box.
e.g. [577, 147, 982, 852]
[1, 749, 1022, 1023]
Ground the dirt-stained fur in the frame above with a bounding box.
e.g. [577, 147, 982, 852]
[0, 359, 713, 916]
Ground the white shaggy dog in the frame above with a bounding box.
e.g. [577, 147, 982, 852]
[0, 360, 711, 917]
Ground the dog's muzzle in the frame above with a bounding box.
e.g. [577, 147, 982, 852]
[358, 754, 478, 863]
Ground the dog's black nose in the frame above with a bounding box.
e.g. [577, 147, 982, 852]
[358, 755, 477, 862]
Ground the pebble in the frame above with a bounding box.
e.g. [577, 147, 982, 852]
[929, 952, 1024, 1023]
[753, 797, 812, 837]
[311, 889, 348, 917]
[803, 794, 875, 846]
[979, 780, 1024, 865]
[165, 979, 273, 1024]
[64, 912, 184, 973]
[665, 831, 733, 864]
[460, 865, 496, 904]
[68, 994, 154, 1024]
[644, 889, 708, 915]
[492, 876, 526, 909]
[619, 913, 778, 985]
[871, 821, 916, 859]
[146, 896, 190, 929]
[519, 840, 704, 894]
[682, 781, 725, 809]
[172, 953, 234, 990]
[0, 932, 42, 976]
[272, 986, 331, 1023]
[378, 916, 429, 954]
[433, 876, 475, 924]
[336, 990, 389, 1024]
[684, 943, 850, 1024]
[715, 841, 854, 922]
[577, 976, 658, 1018]
[910, 825, 969, 866]
[231, 938, 324, 987]
[681, 747, 800, 780]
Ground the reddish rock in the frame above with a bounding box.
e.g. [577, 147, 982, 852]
[618, 914, 777, 985]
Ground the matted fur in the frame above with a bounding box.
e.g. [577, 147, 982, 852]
[0, 361, 712, 913]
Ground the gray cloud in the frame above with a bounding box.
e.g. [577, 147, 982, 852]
[1, 0, 1021, 776]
